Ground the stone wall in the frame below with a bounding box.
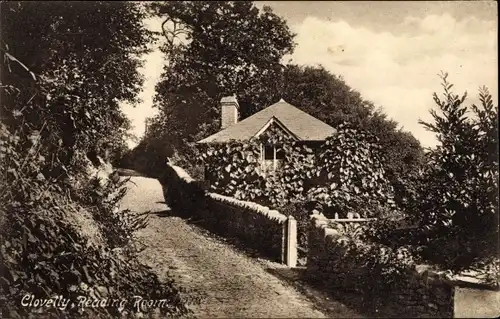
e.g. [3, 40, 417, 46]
[204, 193, 297, 266]
[307, 214, 454, 318]
[161, 163, 297, 266]
[388, 269, 455, 317]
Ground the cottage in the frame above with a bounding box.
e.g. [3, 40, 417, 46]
[197, 95, 337, 175]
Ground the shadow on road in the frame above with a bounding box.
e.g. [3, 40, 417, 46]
[265, 267, 368, 318]
[151, 209, 176, 217]
[157, 182, 285, 262]
[116, 168, 147, 177]
[167, 207, 272, 261]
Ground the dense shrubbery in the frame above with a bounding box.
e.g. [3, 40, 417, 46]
[0, 125, 191, 318]
[309, 217, 417, 295]
[0, 193, 189, 318]
[1, 2, 191, 317]
[414, 74, 499, 273]
[336, 240, 416, 294]
[353, 75, 499, 284]
[73, 173, 149, 249]
[307, 215, 454, 318]
[119, 136, 175, 178]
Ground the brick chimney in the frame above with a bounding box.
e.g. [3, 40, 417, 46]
[220, 95, 239, 129]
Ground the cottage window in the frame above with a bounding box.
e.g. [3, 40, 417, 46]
[264, 145, 274, 160]
[263, 145, 285, 160]
[260, 144, 286, 173]
[276, 147, 285, 160]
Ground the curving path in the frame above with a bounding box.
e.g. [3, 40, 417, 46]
[119, 175, 361, 318]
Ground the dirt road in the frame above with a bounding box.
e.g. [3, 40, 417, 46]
[120, 176, 330, 318]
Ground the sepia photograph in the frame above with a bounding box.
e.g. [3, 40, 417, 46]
[0, 1, 498, 318]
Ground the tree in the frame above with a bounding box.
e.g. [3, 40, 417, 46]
[1, 3, 191, 317]
[149, 1, 295, 152]
[1, 1, 153, 180]
[281, 64, 425, 211]
[281, 64, 375, 126]
[417, 72, 499, 270]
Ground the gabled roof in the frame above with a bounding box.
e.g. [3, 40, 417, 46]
[197, 99, 337, 144]
[254, 116, 300, 141]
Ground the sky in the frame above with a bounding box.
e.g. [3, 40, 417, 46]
[122, 1, 498, 149]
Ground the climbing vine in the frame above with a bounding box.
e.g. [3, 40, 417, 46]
[199, 121, 398, 221]
[309, 122, 397, 218]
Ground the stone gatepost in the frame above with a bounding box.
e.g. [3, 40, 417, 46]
[282, 215, 297, 267]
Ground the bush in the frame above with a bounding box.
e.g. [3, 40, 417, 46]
[118, 137, 174, 178]
[416, 73, 499, 271]
[309, 224, 416, 299]
[1, 199, 190, 318]
[72, 173, 149, 249]
[0, 124, 192, 318]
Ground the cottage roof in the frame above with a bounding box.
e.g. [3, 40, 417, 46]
[197, 99, 337, 144]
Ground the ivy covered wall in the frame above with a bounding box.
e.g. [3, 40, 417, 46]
[198, 121, 399, 221]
